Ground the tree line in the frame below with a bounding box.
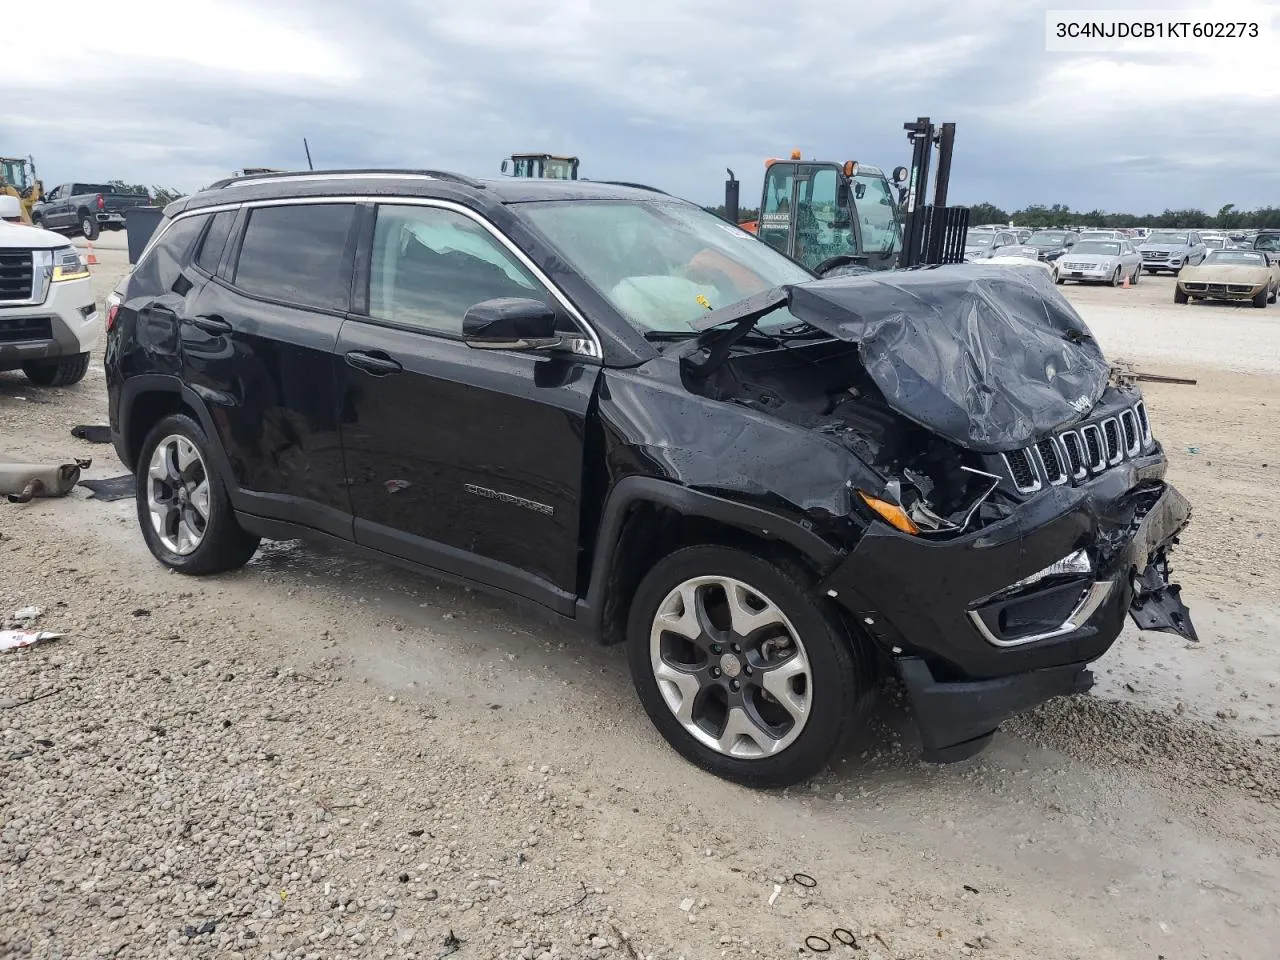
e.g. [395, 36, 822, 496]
[966, 201, 1280, 230]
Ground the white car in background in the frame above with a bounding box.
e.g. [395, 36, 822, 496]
[1077, 230, 1125, 242]
[1055, 238, 1143, 286]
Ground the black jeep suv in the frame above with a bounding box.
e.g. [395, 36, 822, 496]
[105, 170, 1196, 787]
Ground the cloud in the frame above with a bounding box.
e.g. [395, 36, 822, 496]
[8, 0, 1280, 214]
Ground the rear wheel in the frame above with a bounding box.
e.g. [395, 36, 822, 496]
[21, 352, 90, 386]
[80, 213, 99, 240]
[135, 414, 260, 574]
[626, 545, 873, 787]
[1174, 286, 1189, 304]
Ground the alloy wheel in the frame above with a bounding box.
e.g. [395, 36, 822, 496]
[649, 576, 812, 759]
[146, 435, 211, 555]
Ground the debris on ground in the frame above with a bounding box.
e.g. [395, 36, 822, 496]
[78, 475, 136, 501]
[0, 629, 63, 652]
[1, 459, 91, 502]
[70, 425, 112, 443]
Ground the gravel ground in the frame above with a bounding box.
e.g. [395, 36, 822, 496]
[2, 240, 1279, 959]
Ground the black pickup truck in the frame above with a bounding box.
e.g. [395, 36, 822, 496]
[32, 183, 152, 239]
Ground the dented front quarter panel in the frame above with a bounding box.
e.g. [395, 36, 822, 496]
[596, 358, 880, 544]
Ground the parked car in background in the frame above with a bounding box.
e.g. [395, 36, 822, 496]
[1014, 228, 1032, 243]
[1175, 249, 1279, 307]
[1078, 230, 1125, 242]
[1202, 236, 1227, 252]
[1139, 230, 1207, 274]
[0, 194, 99, 386]
[1252, 230, 1280, 256]
[1025, 230, 1076, 263]
[1056, 239, 1142, 286]
[963, 228, 1020, 261]
[32, 183, 152, 240]
[102, 170, 1196, 786]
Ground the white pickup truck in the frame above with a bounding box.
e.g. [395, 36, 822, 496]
[0, 195, 100, 386]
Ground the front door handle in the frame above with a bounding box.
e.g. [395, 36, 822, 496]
[345, 350, 403, 376]
[187, 314, 232, 334]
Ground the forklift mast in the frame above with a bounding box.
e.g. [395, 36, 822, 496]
[898, 118, 967, 268]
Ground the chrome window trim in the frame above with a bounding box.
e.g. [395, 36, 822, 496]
[153, 195, 602, 359]
[968, 580, 1114, 648]
[232, 173, 439, 188]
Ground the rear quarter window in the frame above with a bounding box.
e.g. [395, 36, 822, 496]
[232, 204, 356, 311]
[193, 210, 237, 276]
[129, 214, 209, 296]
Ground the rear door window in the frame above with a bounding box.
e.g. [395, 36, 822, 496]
[232, 204, 356, 312]
[131, 214, 209, 295]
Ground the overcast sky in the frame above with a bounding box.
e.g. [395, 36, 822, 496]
[9, 0, 1279, 213]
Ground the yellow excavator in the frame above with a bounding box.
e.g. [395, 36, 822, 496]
[0, 156, 43, 224]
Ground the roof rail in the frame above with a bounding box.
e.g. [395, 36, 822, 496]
[206, 168, 486, 190]
[594, 180, 669, 195]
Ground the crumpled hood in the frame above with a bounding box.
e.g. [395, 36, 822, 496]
[692, 264, 1109, 452]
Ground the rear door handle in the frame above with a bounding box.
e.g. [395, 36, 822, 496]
[187, 314, 232, 334]
[345, 350, 403, 376]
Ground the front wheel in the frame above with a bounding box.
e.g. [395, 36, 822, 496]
[135, 413, 260, 574]
[1111, 267, 1122, 286]
[1174, 286, 1189, 304]
[80, 214, 100, 240]
[1253, 289, 1268, 309]
[22, 352, 90, 386]
[626, 545, 873, 787]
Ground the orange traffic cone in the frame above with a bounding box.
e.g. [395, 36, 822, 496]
[1122, 271, 1130, 288]
[85, 241, 98, 266]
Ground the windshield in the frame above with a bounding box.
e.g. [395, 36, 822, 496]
[1079, 232, 1115, 240]
[854, 172, 901, 254]
[1203, 238, 1225, 248]
[1206, 250, 1266, 265]
[1071, 241, 1121, 255]
[1028, 232, 1068, 245]
[1148, 232, 1189, 244]
[519, 199, 812, 334]
[1255, 234, 1280, 251]
[966, 232, 995, 246]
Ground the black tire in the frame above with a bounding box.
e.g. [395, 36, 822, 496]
[135, 413, 260, 575]
[1144, 268, 1156, 275]
[21, 352, 90, 387]
[1110, 266, 1122, 287]
[1269, 287, 1277, 304]
[79, 213, 100, 240]
[626, 545, 874, 788]
[1173, 286, 1189, 304]
[1130, 265, 1140, 284]
[1253, 289, 1268, 309]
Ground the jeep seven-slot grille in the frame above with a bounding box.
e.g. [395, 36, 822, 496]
[1001, 403, 1154, 493]
[1005, 449, 1038, 491]
[1061, 432, 1085, 478]
[0, 249, 34, 302]
[1103, 419, 1121, 463]
[1035, 439, 1065, 484]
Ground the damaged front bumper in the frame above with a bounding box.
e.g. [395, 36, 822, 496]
[821, 455, 1194, 761]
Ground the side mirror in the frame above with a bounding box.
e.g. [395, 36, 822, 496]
[836, 180, 850, 208]
[463, 298, 566, 351]
[500, 159, 509, 174]
[854, 182, 866, 200]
